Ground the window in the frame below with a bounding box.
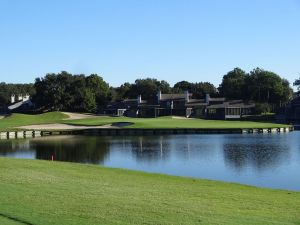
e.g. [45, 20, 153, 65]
[226, 108, 240, 115]
[208, 108, 217, 114]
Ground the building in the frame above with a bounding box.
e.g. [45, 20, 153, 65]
[8, 94, 33, 112]
[105, 91, 255, 119]
[105, 95, 148, 117]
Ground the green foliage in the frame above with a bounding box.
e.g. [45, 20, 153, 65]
[112, 82, 131, 101]
[253, 103, 272, 114]
[33, 71, 109, 112]
[113, 78, 172, 103]
[81, 88, 97, 113]
[0, 157, 299, 225]
[218, 67, 246, 99]
[86, 74, 110, 107]
[219, 67, 293, 111]
[174, 81, 217, 98]
[246, 68, 292, 104]
[294, 77, 300, 91]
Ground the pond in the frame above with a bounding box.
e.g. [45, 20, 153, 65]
[0, 132, 299, 191]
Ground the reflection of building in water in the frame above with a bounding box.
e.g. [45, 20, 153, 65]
[130, 136, 171, 162]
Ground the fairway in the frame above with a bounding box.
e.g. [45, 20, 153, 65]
[0, 112, 68, 131]
[0, 157, 299, 225]
[0, 112, 291, 131]
[65, 115, 290, 129]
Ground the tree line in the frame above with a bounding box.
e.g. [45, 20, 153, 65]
[0, 68, 298, 113]
[33, 71, 110, 112]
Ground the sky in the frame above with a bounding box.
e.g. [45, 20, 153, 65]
[0, 0, 300, 88]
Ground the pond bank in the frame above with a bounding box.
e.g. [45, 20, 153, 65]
[0, 126, 294, 139]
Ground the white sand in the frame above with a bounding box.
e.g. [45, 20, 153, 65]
[17, 123, 118, 130]
[62, 112, 99, 120]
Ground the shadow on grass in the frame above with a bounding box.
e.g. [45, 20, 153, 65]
[63, 122, 134, 128]
[0, 212, 34, 225]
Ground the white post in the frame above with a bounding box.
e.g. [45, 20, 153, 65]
[11, 95, 15, 104]
[157, 91, 162, 103]
[184, 90, 189, 103]
[137, 95, 142, 104]
[205, 94, 210, 104]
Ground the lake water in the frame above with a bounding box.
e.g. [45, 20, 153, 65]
[0, 132, 300, 191]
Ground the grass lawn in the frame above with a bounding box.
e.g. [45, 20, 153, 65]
[0, 112, 290, 131]
[65, 116, 290, 129]
[0, 112, 68, 131]
[0, 157, 299, 225]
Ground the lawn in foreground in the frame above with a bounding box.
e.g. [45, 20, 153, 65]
[0, 157, 299, 225]
[65, 116, 290, 129]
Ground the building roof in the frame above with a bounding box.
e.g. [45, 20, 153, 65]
[207, 102, 255, 109]
[160, 93, 191, 101]
[209, 97, 226, 102]
[185, 102, 207, 107]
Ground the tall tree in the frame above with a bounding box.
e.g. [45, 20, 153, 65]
[32, 72, 109, 112]
[173, 81, 192, 93]
[218, 67, 246, 100]
[294, 76, 300, 92]
[119, 78, 171, 103]
[86, 74, 110, 108]
[245, 68, 292, 104]
[113, 82, 132, 101]
[173, 81, 217, 98]
[191, 82, 217, 98]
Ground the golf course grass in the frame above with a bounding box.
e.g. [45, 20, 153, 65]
[0, 112, 68, 131]
[0, 112, 291, 131]
[65, 116, 290, 129]
[0, 157, 299, 225]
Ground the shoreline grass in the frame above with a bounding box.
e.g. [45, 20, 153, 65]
[0, 157, 299, 225]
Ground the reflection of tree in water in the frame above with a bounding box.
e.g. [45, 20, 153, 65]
[32, 136, 110, 164]
[129, 136, 171, 162]
[223, 143, 290, 171]
[0, 139, 31, 155]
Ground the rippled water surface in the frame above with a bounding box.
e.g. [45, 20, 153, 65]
[0, 132, 300, 191]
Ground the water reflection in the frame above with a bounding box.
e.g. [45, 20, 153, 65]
[223, 137, 290, 172]
[0, 136, 110, 164]
[0, 133, 299, 190]
[129, 136, 171, 162]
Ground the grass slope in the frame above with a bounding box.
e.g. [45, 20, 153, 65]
[0, 112, 68, 131]
[0, 157, 299, 225]
[65, 116, 290, 129]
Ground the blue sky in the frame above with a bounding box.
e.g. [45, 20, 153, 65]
[0, 0, 299, 88]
